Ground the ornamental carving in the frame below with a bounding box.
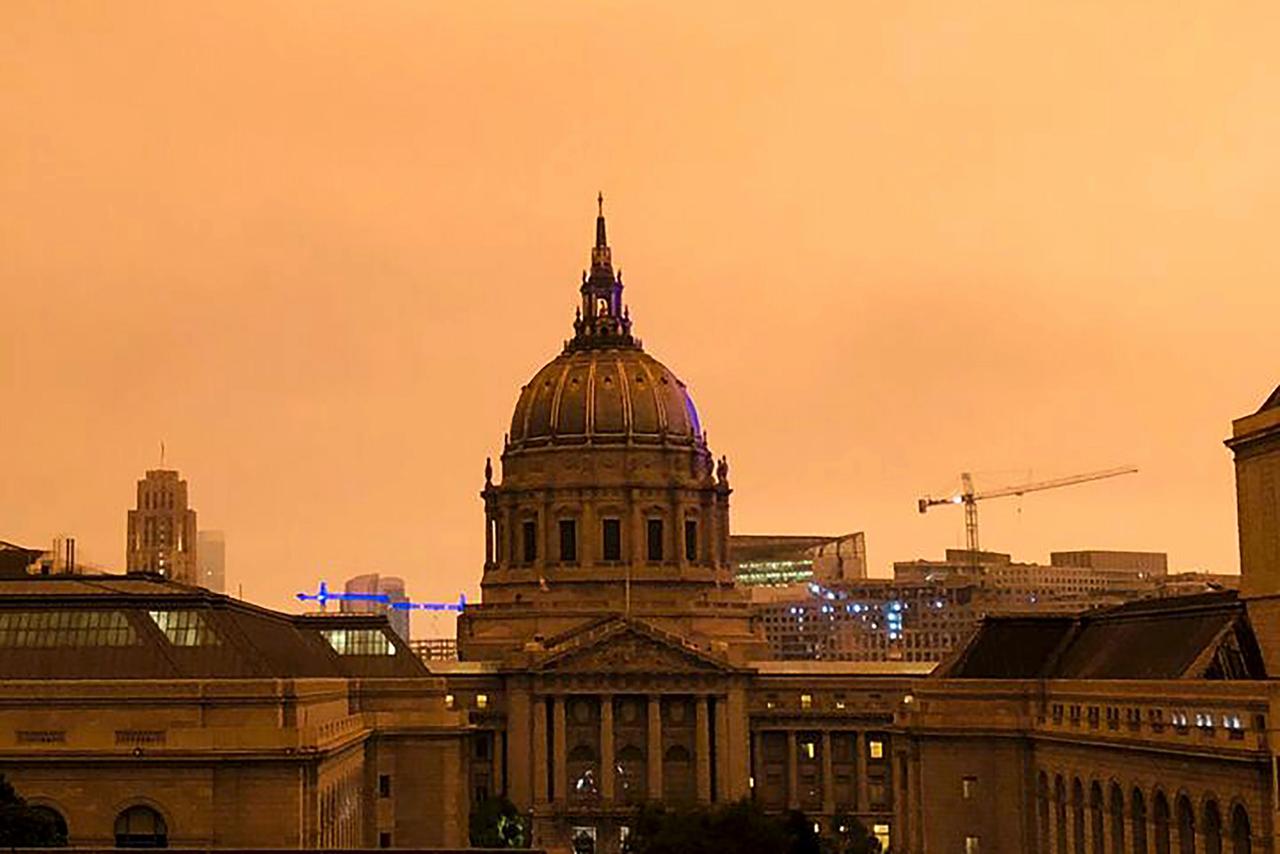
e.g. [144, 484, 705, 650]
[545, 631, 722, 674]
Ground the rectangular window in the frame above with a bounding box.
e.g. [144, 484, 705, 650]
[602, 519, 622, 561]
[965, 836, 980, 854]
[379, 832, 392, 849]
[379, 774, 391, 798]
[647, 518, 664, 562]
[522, 520, 537, 564]
[684, 519, 698, 561]
[868, 738, 884, 759]
[559, 519, 577, 563]
[962, 776, 977, 799]
[800, 693, 813, 710]
[476, 693, 489, 710]
[872, 824, 891, 851]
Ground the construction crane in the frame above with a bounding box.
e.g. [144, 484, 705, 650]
[917, 466, 1138, 556]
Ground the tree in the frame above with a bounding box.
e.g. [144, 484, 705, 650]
[469, 795, 529, 848]
[624, 800, 820, 854]
[825, 813, 883, 854]
[0, 774, 65, 847]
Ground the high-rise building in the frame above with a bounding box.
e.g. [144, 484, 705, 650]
[197, 530, 225, 592]
[125, 469, 198, 584]
[341, 573, 410, 641]
[730, 532, 867, 587]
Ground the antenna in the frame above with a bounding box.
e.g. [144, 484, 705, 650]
[160, 440, 166, 468]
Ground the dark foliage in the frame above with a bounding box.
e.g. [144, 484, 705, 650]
[623, 800, 824, 854]
[826, 814, 883, 854]
[0, 774, 65, 847]
[469, 795, 529, 848]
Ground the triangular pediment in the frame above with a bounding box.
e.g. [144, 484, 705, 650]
[534, 619, 734, 674]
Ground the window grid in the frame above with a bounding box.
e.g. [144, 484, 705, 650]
[0, 611, 138, 647]
[148, 610, 221, 647]
[321, 628, 396, 656]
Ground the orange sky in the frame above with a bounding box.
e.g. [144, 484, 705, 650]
[3, 2, 1279, 631]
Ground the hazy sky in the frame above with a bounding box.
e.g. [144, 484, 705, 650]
[4, 2, 1279, 632]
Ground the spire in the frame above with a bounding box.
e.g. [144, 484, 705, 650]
[568, 193, 637, 351]
[591, 191, 612, 273]
[596, 192, 607, 247]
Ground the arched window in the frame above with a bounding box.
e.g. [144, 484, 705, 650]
[568, 744, 599, 800]
[1203, 800, 1223, 854]
[1230, 804, 1251, 854]
[29, 805, 68, 847]
[1108, 783, 1125, 854]
[616, 744, 647, 803]
[1054, 777, 1067, 854]
[115, 805, 167, 848]
[663, 744, 695, 804]
[1153, 791, 1171, 854]
[1132, 789, 1148, 854]
[1089, 782, 1104, 854]
[1072, 778, 1085, 854]
[1176, 795, 1195, 854]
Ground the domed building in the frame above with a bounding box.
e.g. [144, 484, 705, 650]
[459, 197, 766, 663]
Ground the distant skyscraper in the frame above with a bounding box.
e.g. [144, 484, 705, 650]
[341, 573, 410, 641]
[197, 531, 225, 592]
[126, 469, 198, 584]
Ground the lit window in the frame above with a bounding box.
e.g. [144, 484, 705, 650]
[965, 835, 980, 853]
[873, 823, 891, 850]
[834, 694, 847, 710]
[148, 610, 220, 646]
[962, 776, 977, 799]
[476, 693, 489, 710]
[801, 740, 816, 759]
[445, 693, 456, 709]
[869, 739, 884, 759]
[321, 628, 395, 656]
[0, 611, 139, 647]
[800, 693, 813, 710]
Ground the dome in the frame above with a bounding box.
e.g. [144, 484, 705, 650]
[508, 347, 704, 451]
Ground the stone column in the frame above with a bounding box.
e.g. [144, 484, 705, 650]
[532, 696, 548, 804]
[714, 696, 730, 802]
[553, 696, 568, 803]
[506, 686, 532, 809]
[695, 695, 712, 803]
[647, 695, 663, 800]
[600, 695, 615, 801]
[855, 732, 869, 812]
[821, 731, 835, 816]
[787, 731, 800, 810]
[725, 686, 751, 800]
[496, 729, 508, 798]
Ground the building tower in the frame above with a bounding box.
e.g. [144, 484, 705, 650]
[341, 573, 410, 641]
[1226, 385, 1280, 669]
[126, 469, 198, 583]
[458, 198, 764, 662]
[197, 530, 226, 592]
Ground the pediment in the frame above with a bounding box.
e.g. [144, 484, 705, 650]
[535, 622, 732, 674]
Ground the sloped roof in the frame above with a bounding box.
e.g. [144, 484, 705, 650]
[0, 574, 428, 679]
[939, 591, 1266, 680]
[1260, 385, 1280, 413]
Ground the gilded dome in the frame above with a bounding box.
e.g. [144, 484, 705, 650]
[508, 347, 703, 450]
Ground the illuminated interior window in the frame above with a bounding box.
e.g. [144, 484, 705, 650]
[869, 738, 884, 759]
[965, 835, 980, 854]
[0, 611, 138, 647]
[801, 740, 816, 759]
[445, 693, 456, 709]
[148, 610, 220, 646]
[962, 776, 977, 799]
[476, 693, 489, 710]
[321, 628, 395, 656]
[873, 824, 891, 850]
[800, 693, 813, 710]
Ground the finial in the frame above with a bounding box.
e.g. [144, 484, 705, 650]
[484, 457, 493, 487]
[597, 191, 604, 217]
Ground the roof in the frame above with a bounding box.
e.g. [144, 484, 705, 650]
[939, 590, 1267, 680]
[750, 660, 936, 676]
[1260, 385, 1280, 413]
[0, 574, 429, 680]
